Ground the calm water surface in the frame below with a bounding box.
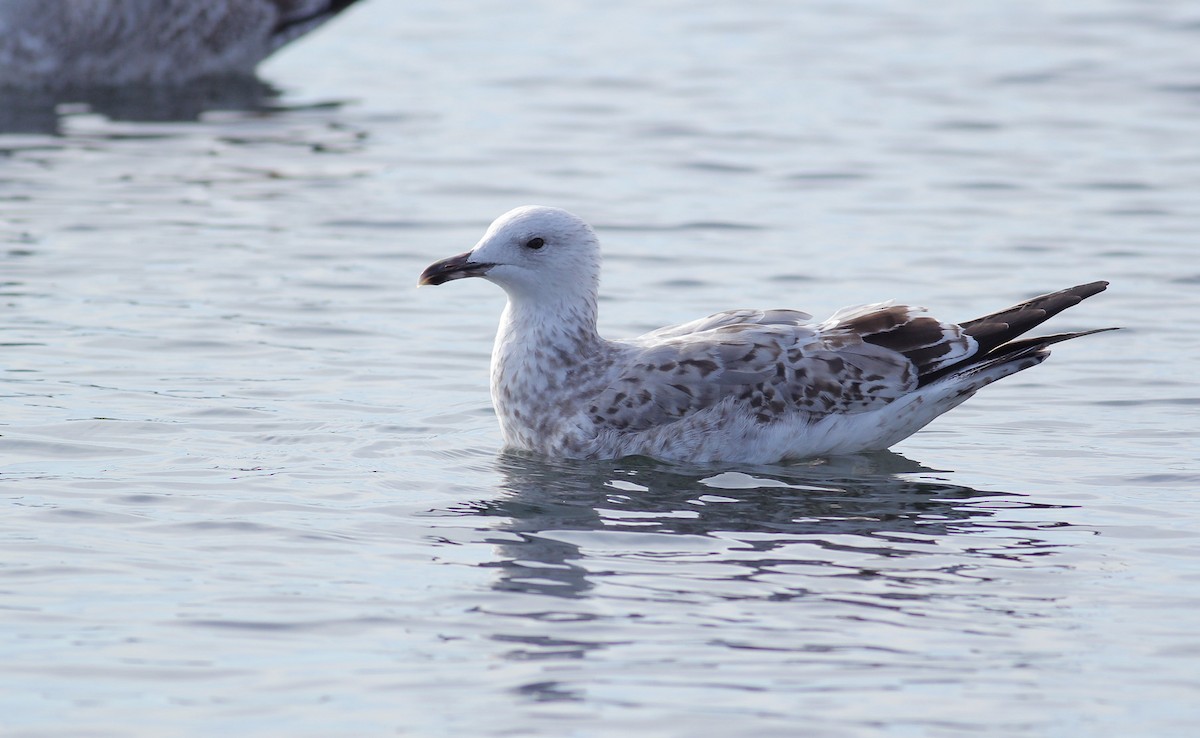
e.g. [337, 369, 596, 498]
[2, 1, 1198, 736]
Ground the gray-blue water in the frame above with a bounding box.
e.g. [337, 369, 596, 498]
[2, 1, 1198, 736]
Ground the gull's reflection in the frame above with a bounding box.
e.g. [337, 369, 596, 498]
[454, 451, 1075, 600]
[0, 76, 316, 135]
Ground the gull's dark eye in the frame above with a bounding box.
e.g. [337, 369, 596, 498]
[524, 237, 545, 250]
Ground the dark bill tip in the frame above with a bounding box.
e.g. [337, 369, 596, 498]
[418, 251, 493, 286]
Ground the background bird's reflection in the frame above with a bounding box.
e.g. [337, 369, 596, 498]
[453, 452, 1077, 602]
[0, 78, 315, 135]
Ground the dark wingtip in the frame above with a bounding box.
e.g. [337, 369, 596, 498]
[918, 325, 1118, 387]
[960, 281, 1113, 351]
[272, 0, 364, 38]
[999, 326, 1120, 352]
[917, 282, 1115, 387]
[1073, 280, 1109, 298]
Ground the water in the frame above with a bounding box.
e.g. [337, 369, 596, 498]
[2, 1, 1198, 735]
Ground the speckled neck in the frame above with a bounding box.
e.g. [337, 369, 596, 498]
[489, 292, 611, 452]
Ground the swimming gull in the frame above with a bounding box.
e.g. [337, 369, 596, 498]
[419, 206, 1114, 463]
[0, 0, 362, 88]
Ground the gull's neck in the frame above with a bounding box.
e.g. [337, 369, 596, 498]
[494, 290, 604, 366]
[489, 290, 611, 452]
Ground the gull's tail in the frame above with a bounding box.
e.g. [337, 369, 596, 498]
[860, 285, 1115, 451]
[919, 281, 1116, 388]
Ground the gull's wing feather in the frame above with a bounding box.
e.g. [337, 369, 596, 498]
[594, 304, 976, 432]
[634, 308, 814, 342]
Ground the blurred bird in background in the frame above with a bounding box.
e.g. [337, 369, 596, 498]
[0, 0, 363, 87]
[0, 0, 364, 131]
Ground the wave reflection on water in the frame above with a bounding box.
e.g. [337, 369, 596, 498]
[440, 452, 1088, 703]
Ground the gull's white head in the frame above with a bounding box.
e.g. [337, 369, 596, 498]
[419, 206, 601, 302]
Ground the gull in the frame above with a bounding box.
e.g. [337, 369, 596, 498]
[419, 206, 1113, 463]
[0, 0, 362, 89]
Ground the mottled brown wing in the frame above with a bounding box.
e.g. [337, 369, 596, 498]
[823, 301, 977, 378]
[593, 304, 976, 432]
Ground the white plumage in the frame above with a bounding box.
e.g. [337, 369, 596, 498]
[420, 206, 1112, 463]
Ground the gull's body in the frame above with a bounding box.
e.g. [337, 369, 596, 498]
[0, 0, 361, 89]
[420, 206, 1112, 463]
